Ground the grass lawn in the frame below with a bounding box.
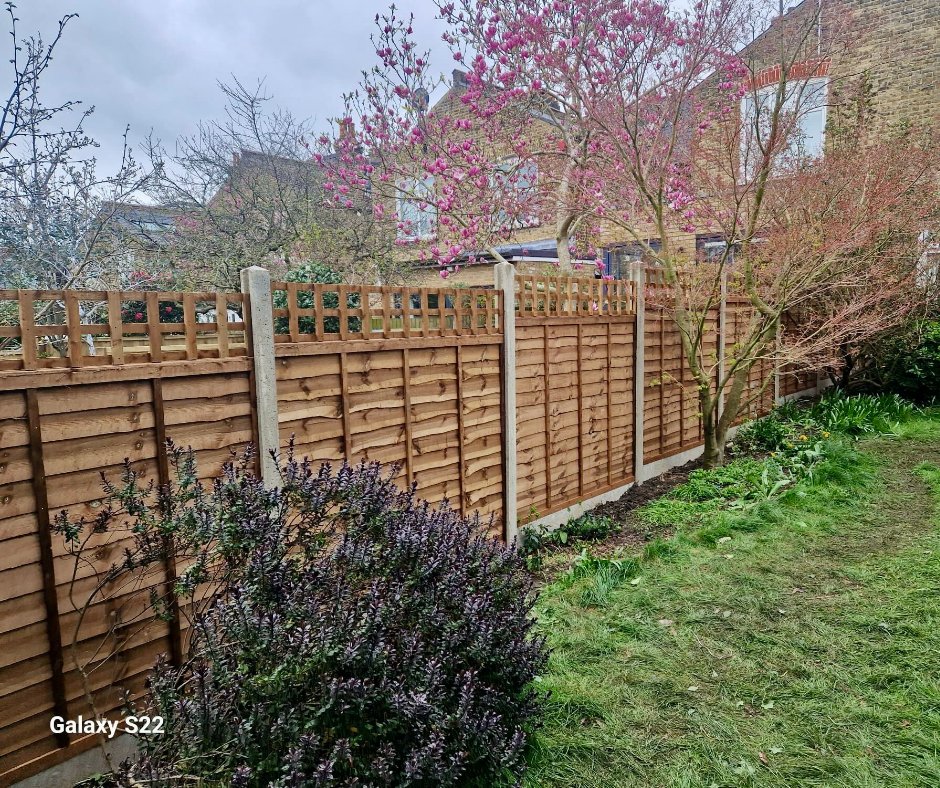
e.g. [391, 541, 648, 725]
[526, 415, 940, 787]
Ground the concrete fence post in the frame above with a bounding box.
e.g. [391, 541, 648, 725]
[240, 265, 280, 488]
[717, 269, 728, 425]
[773, 321, 782, 405]
[630, 263, 646, 484]
[494, 261, 518, 546]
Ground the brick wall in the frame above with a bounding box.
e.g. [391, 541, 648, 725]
[835, 0, 940, 128]
[409, 259, 586, 289]
[740, 0, 939, 129]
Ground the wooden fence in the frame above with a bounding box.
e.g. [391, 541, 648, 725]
[0, 278, 504, 783]
[514, 275, 638, 523]
[0, 268, 818, 784]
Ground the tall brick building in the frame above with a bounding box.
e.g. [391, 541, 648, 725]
[759, 0, 939, 130]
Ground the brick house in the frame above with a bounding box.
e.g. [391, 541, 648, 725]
[597, 0, 939, 269]
[397, 69, 601, 289]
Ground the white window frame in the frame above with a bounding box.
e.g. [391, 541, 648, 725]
[740, 76, 829, 181]
[492, 156, 540, 230]
[396, 176, 436, 241]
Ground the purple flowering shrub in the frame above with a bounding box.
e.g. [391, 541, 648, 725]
[61, 444, 546, 787]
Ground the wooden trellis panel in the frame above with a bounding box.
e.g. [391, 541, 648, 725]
[515, 274, 635, 317]
[0, 289, 248, 371]
[269, 282, 500, 341]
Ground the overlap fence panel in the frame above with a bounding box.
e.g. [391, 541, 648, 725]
[515, 276, 637, 524]
[271, 283, 505, 526]
[0, 360, 255, 782]
[725, 296, 775, 422]
[642, 303, 715, 463]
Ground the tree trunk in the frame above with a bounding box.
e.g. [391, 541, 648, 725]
[702, 364, 750, 469]
[699, 390, 725, 469]
[702, 433, 726, 468]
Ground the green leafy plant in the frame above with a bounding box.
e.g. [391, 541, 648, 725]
[522, 513, 617, 569]
[273, 261, 361, 335]
[637, 497, 721, 529]
[640, 449, 825, 530]
[732, 414, 796, 455]
[857, 319, 940, 402]
[672, 459, 769, 503]
[120, 299, 183, 324]
[809, 390, 918, 436]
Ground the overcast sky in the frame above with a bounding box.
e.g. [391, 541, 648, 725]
[13, 1, 449, 175]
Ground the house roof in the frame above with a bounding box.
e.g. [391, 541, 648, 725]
[106, 202, 182, 248]
[438, 238, 596, 265]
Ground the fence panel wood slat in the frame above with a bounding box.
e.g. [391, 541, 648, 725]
[146, 292, 162, 363]
[151, 379, 184, 668]
[25, 389, 70, 749]
[64, 292, 83, 368]
[107, 292, 125, 366]
[17, 292, 37, 370]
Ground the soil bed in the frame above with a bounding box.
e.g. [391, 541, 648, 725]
[531, 459, 703, 578]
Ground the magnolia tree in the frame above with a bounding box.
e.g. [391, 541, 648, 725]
[438, 0, 752, 269]
[324, 5, 602, 277]
[335, 0, 936, 465]
[328, 1, 757, 277]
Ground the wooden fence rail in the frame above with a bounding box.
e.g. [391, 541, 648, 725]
[0, 268, 819, 785]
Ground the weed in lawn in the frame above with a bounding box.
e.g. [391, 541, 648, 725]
[914, 461, 940, 498]
[638, 453, 815, 532]
[638, 497, 721, 529]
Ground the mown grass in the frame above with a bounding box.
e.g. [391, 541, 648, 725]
[526, 415, 940, 787]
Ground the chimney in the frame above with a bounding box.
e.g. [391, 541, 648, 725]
[335, 118, 356, 153]
[452, 69, 468, 89]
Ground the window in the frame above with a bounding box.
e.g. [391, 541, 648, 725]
[696, 235, 736, 263]
[740, 77, 828, 179]
[606, 240, 662, 279]
[409, 292, 454, 310]
[492, 157, 539, 229]
[396, 177, 436, 240]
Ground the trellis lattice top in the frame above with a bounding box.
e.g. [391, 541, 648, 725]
[269, 282, 502, 341]
[515, 275, 636, 318]
[0, 289, 248, 370]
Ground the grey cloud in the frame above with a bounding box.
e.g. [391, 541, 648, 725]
[11, 0, 448, 175]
